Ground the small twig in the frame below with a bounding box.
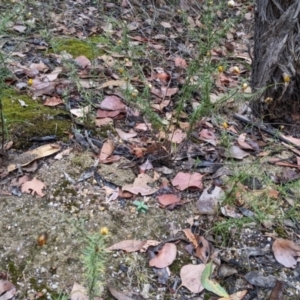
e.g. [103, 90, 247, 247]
[233, 113, 300, 150]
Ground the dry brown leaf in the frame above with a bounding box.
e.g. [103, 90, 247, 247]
[199, 129, 217, 146]
[21, 177, 46, 197]
[11, 175, 31, 187]
[75, 55, 91, 68]
[268, 281, 285, 300]
[221, 205, 243, 219]
[237, 133, 253, 150]
[274, 161, 300, 169]
[100, 95, 126, 111]
[100, 155, 121, 164]
[107, 240, 145, 252]
[99, 140, 114, 162]
[4, 141, 13, 150]
[97, 109, 122, 118]
[135, 123, 152, 131]
[13, 25, 26, 32]
[160, 21, 172, 28]
[157, 194, 180, 206]
[182, 230, 210, 263]
[225, 145, 249, 159]
[161, 86, 178, 97]
[0, 279, 16, 300]
[21, 161, 38, 173]
[171, 172, 204, 191]
[168, 128, 186, 144]
[7, 143, 61, 172]
[151, 86, 178, 98]
[95, 117, 113, 127]
[99, 54, 115, 67]
[140, 240, 160, 252]
[30, 62, 48, 72]
[174, 56, 187, 68]
[31, 80, 56, 97]
[70, 106, 90, 118]
[121, 0, 130, 7]
[281, 135, 300, 147]
[127, 21, 140, 31]
[97, 79, 130, 90]
[154, 72, 170, 82]
[70, 282, 88, 300]
[78, 80, 94, 88]
[44, 67, 62, 81]
[122, 173, 158, 196]
[115, 128, 137, 141]
[44, 96, 63, 106]
[54, 148, 73, 160]
[272, 238, 300, 268]
[195, 236, 210, 263]
[139, 159, 153, 172]
[149, 243, 177, 268]
[182, 228, 199, 248]
[267, 188, 279, 199]
[180, 264, 205, 293]
[108, 286, 140, 300]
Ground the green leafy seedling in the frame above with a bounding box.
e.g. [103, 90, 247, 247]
[201, 261, 229, 297]
[133, 200, 148, 213]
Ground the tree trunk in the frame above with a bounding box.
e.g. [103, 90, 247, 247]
[251, 0, 300, 131]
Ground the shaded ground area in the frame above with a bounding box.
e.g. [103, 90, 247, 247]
[1, 1, 300, 300]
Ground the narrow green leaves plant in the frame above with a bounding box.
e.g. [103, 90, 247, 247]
[81, 228, 109, 300]
[201, 261, 229, 297]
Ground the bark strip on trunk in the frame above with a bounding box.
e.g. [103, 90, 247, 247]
[251, 0, 300, 128]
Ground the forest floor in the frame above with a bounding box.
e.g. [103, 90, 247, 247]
[1, 1, 300, 300]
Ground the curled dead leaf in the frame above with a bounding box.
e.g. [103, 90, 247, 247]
[180, 264, 205, 293]
[272, 238, 300, 268]
[149, 243, 177, 268]
[107, 240, 145, 252]
[171, 172, 204, 191]
[99, 140, 115, 162]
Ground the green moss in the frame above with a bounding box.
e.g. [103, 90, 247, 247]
[7, 260, 22, 283]
[6, 258, 56, 299]
[96, 123, 115, 138]
[50, 35, 111, 59]
[2, 88, 71, 149]
[169, 256, 191, 274]
[274, 226, 288, 238]
[69, 152, 93, 168]
[29, 277, 60, 300]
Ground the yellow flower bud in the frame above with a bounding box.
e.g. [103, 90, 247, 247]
[218, 66, 224, 73]
[283, 73, 290, 83]
[232, 66, 240, 74]
[100, 227, 109, 235]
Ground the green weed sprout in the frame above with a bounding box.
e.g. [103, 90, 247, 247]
[133, 200, 148, 213]
[81, 227, 109, 300]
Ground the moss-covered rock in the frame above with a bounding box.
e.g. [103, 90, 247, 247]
[50, 36, 111, 59]
[2, 88, 71, 149]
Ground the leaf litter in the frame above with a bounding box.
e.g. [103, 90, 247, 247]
[1, 0, 300, 299]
